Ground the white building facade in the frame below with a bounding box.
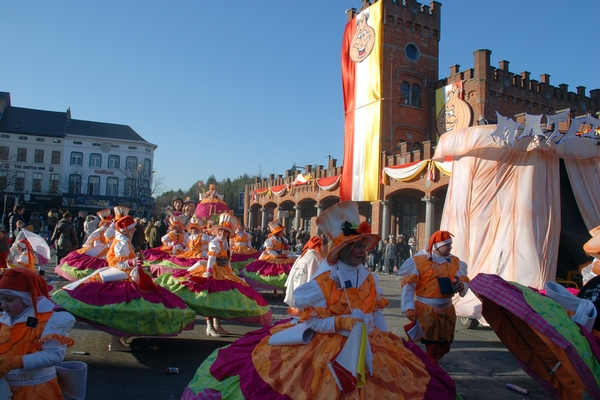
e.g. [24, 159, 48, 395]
[0, 92, 157, 219]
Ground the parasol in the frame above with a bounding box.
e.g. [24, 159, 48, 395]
[470, 273, 600, 400]
[20, 229, 52, 260]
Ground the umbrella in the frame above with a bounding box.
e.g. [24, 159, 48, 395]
[21, 229, 51, 260]
[469, 273, 600, 400]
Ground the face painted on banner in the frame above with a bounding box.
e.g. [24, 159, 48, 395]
[436, 86, 472, 136]
[350, 12, 375, 63]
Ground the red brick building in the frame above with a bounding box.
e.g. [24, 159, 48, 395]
[245, 0, 600, 249]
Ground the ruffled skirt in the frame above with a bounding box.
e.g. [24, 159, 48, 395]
[181, 319, 456, 400]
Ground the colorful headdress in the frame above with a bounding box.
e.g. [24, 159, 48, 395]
[0, 267, 50, 314]
[168, 215, 185, 229]
[301, 235, 323, 258]
[427, 230, 454, 256]
[115, 215, 136, 234]
[186, 215, 203, 233]
[97, 208, 113, 227]
[212, 213, 239, 237]
[114, 206, 130, 219]
[316, 201, 380, 264]
[268, 219, 285, 236]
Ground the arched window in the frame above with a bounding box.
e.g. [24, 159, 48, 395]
[400, 81, 410, 104]
[411, 84, 420, 107]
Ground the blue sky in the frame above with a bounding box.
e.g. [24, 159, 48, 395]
[3, 1, 599, 193]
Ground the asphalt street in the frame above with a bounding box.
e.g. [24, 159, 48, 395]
[44, 265, 551, 400]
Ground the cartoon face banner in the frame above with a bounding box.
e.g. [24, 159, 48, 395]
[435, 82, 472, 137]
[340, 1, 383, 202]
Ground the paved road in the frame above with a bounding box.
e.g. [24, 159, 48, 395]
[44, 265, 550, 400]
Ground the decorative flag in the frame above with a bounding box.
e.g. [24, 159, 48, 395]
[340, 1, 383, 201]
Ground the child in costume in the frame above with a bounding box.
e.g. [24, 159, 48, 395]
[7, 234, 35, 271]
[154, 213, 272, 338]
[54, 209, 113, 282]
[52, 209, 196, 352]
[240, 219, 296, 297]
[0, 267, 76, 398]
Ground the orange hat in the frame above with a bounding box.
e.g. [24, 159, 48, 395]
[97, 208, 113, 227]
[212, 213, 238, 237]
[316, 201, 380, 264]
[0, 267, 49, 314]
[114, 206, 130, 219]
[115, 216, 136, 234]
[186, 216, 202, 233]
[427, 230, 454, 255]
[301, 236, 323, 258]
[168, 215, 184, 229]
[268, 219, 285, 236]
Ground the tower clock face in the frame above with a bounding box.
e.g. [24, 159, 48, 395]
[405, 43, 419, 61]
[350, 13, 376, 63]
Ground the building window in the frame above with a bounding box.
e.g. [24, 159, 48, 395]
[32, 173, 43, 192]
[0, 171, 7, 190]
[400, 81, 410, 104]
[17, 148, 27, 162]
[69, 174, 82, 194]
[71, 152, 83, 166]
[0, 135, 9, 139]
[36, 138, 45, 142]
[51, 151, 61, 164]
[400, 81, 421, 107]
[401, 202, 419, 237]
[124, 178, 135, 197]
[405, 43, 420, 61]
[88, 176, 100, 195]
[126, 156, 138, 170]
[411, 84, 421, 107]
[107, 177, 118, 196]
[128, 146, 137, 150]
[92, 143, 101, 147]
[53, 139, 62, 143]
[144, 158, 152, 177]
[73, 141, 83, 145]
[108, 155, 120, 169]
[15, 172, 25, 191]
[18, 136, 28, 141]
[50, 174, 60, 193]
[89, 153, 102, 168]
[34, 149, 44, 163]
[0, 147, 8, 160]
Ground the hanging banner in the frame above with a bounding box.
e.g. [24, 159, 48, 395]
[340, 1, 383, 202]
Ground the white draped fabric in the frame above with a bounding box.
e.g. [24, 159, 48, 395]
[432, 125, 600, 319]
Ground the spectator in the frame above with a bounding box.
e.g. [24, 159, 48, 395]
[47, 207, 59, 236]
[84, 214, 99, 240]
[50, 212, 78, 264]
[74, 211, 86, 249]
[376, 238, 385, 272]
[408, 234, 417, 257]
[148, 221, 161, 248]
[131, 217, 146, 250]
[0, 229, 8, 269]
[396, 234, 410, 269]
[8, 205, 26, 242]
[384, 237, 396, 275]
[28, 212, 43, 234]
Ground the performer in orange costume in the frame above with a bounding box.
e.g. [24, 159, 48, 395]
[0, 267, 75, 399]
[399, 230, 470, 364]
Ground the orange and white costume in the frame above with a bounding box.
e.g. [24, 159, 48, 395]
[230, 229, 254, 254]
[0, 268, 75, 399]
[399, 250, 469, 344]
